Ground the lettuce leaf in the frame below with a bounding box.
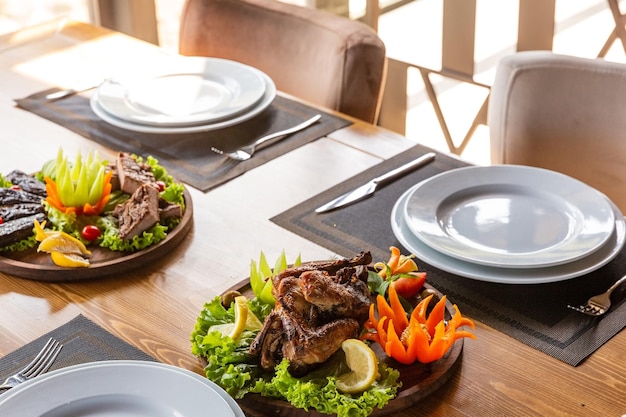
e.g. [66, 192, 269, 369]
[0, 174, 11, 188]
[191, 296, 401, 417]
[0, 235, 37, 252]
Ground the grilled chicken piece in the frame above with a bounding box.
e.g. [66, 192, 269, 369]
[281, 311, 360, 376]
[276, 251, 372, 280]
[250, 252, 373, 376]
[298, 269, 371, 324]
[250, 310, 285, 370]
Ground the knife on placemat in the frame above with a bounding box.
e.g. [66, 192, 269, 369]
[315, 152, 436, 213]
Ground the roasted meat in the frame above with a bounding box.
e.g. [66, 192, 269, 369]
[249, 252, 372, 376]
[0, 179, 47, 248]
[0, 203, 44, 222]
[5, 170, 47, 196]
[117, 183, 160, 240]
[116, 152, 156, 194]
[0, 188, 43, 205]
[0, 213, 46, 247]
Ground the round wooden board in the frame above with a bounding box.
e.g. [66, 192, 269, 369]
[225, 279, 463, 417]
[0, 188, 193, 281]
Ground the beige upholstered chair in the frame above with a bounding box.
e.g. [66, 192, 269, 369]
[489, 51, 626, 212]
[178, 0, 387, 124]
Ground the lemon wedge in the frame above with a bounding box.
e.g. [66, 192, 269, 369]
[38, 232, 91, 256]
[208, 295, 263, 340]
[336, 339, 380, 394]
[50, 251, 90, 268]
[34, 219, 52, 242]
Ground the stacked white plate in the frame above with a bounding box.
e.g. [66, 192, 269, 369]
[0, 360, 244, 416]
[90, 56, 276, 134]
[391, 165, 625, 284]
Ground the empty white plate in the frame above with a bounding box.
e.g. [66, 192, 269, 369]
[90, 70, 276, 134]
[0, 360, 243, 417]
[392, 182, 625, 284]
[95, 57, 266, 127]
[404, 166, 615, 269]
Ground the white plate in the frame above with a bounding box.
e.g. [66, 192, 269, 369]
[0, 360, 243, 417]
[96, 57, 266, 127]
[392, 183, 625, 284]
[90, 71, 276, 134]
[404, 166, 615, 268]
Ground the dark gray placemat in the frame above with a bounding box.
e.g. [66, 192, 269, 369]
[15, 90, 351, 192]
[0, 315, 155, 377]
[272, 144, 626, 366]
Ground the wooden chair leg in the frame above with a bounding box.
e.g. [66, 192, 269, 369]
[600, 0, 626, 57]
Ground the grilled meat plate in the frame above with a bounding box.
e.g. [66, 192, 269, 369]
[249, 251, 372, 376]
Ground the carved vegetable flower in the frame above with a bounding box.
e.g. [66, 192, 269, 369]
[362, 285, 476, 364]
[44, 149, 112, 216]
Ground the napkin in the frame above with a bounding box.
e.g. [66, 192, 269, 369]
[0, 315, 155, 377]
[15, 90, 351, 192]
[271, 144, 626, 366]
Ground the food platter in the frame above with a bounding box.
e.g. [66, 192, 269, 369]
[224, 279, 463, 417]
[0, 187, 193, 282]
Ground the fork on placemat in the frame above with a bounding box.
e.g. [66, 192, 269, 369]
[568, 274, 626, 316]
[0, 338, 63, 390]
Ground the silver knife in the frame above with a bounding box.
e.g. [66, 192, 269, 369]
[315, 152, 436, 213]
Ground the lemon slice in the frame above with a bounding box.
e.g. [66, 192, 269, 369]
[208, 323, 237, 337]
[50, 251, 90, 268]
[336, 339, 380, 394]
[245, 306, 264, 331]
[38, 232, 91, 256]
[208, 295, 263, 339]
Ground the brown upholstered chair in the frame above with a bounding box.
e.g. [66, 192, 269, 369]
[489, 51, 626, 213]
[178, 0, 387, 123]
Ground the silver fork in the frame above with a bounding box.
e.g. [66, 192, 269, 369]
[0, 338, 63, 390]
[211, 114, 322, 161]
[567, 274, 626, 316]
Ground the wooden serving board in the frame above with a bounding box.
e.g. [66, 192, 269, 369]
[0, 188, 193, 281]
[226, 279, 463, 417]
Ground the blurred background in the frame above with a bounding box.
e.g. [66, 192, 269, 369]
[1, 0, 624, 165]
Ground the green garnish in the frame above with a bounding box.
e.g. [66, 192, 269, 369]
[250, 251, 301, 305]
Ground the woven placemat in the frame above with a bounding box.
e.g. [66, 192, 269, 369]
[272, 144, 626, 366]
[0, 315, 155, 377]
[15, 90, 351, 192]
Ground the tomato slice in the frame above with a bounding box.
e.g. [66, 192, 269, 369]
[391, 272, 427, 299]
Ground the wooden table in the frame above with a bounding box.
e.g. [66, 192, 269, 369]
[0, 20, 624, 417]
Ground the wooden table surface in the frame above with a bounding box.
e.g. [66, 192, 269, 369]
[0, 19, 624, 417]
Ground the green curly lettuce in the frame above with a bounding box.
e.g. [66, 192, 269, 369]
[0, 235, 37, 252]
[0, 174, 11, 188]
[191, 296, 401, 417]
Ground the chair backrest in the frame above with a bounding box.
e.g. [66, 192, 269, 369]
[489, 51, 626, 212]
[178, 0, 387, 124]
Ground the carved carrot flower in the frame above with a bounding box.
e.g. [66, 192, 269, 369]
[362, 285, 476, 365]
